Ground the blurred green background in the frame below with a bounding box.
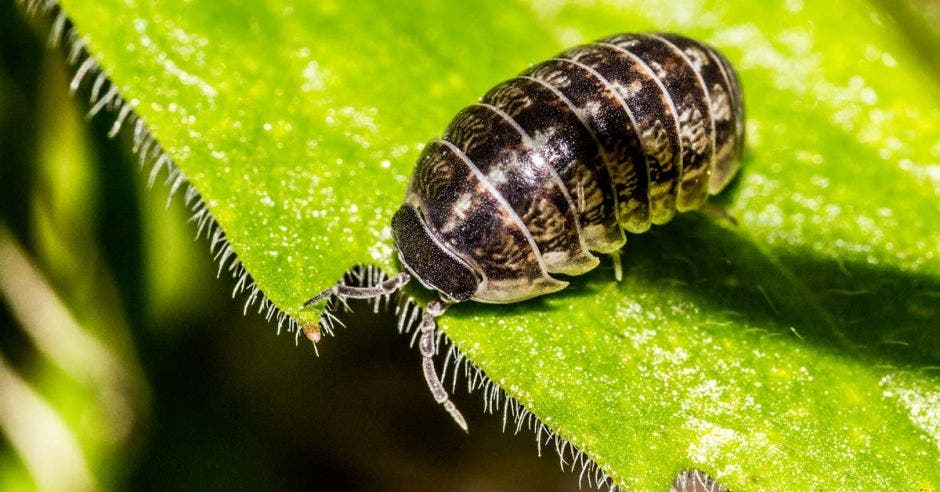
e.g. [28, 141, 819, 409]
[0, 3, 584, 490]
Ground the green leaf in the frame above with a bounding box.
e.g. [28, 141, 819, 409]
[48, 0, 940, 488]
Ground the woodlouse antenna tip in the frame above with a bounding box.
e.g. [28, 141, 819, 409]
[445, 401, 469, 433]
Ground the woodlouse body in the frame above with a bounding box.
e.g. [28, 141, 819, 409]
[392, 32, 745, 304]
[310, 32, 744, 430]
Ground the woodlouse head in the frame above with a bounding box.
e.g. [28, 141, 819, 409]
[391, 203, 480, 303]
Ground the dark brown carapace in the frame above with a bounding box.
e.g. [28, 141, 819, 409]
[307, 32, 745, 430]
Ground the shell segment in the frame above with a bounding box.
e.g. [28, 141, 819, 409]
[657, 33, 740, 193]
[526, 58, 651, 235]
[483, 77, 623, 255]
[560, 43, 684, 225]
[444, 103, 598, 276]
[406, 140, 567, 303]
[707, 45, 746, 193]
[602, 34, 717, 212]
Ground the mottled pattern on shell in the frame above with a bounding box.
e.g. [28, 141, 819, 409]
[404, 32, 744, 303]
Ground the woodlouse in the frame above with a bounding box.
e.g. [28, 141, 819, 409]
[306, 32, 745, 430]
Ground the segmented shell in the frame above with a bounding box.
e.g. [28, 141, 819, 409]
[404, 32, 744, 303]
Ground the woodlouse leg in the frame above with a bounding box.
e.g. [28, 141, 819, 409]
[698, 202, 739, 228]
[611, 250, 623, 282]
[420, 299, 468, 432]
[302, 272, 411, 307]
